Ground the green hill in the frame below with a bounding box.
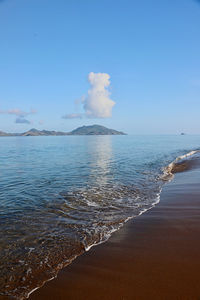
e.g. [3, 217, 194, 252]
[69, 125, 125, 135]
[0, 125, 126, 136]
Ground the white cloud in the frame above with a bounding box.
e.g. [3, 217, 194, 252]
[0, 108, 36, 117]
[84, 72, 115, 118]
[62, 113, 83, 119]
[0, 108, 37, 124]
[63, 72, 115, 119]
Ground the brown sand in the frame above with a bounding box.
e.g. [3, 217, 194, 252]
[29, 167, 200, 300]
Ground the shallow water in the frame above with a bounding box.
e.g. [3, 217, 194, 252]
[0, 135, 200, 299]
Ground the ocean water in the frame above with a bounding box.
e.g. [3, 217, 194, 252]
[0, 135, 200, 299]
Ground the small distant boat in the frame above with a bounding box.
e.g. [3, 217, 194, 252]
[181, 133, 186, 135]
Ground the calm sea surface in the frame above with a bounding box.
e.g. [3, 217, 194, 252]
[0, 135, 200, 299]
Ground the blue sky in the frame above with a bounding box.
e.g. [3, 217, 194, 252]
[0, 0, 200, 134]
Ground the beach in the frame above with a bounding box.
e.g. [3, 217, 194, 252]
[29, 160, 200, 299]
[1, 0, 200, 298]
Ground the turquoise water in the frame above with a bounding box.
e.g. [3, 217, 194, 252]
[0, 135, 200, 299]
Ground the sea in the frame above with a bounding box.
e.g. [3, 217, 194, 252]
[0, 134, 200, 299]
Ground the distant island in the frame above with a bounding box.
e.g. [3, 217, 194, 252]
[0, 125, 126, 137]
[69, 125, 125, 135]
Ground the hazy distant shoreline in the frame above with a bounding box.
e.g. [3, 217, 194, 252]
[0, 125, 126, 137]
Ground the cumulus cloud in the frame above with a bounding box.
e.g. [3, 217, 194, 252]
[0, 108, 37, 124]
[84, 72, 115, 118]
[63, 72, 115, 119]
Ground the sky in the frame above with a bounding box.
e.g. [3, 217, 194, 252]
[0, 0, 200, 134]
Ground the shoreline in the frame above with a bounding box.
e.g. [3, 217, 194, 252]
[26, 190, 162, 300]
[30, 164, 200, 300]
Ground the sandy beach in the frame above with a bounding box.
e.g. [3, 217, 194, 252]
[1, 0, 200, 298]
[29, 163, 200, 300]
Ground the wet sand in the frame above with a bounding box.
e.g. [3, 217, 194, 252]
[30, 166, 200, 300]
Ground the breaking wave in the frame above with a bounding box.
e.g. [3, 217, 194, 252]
[162, 150, 199, 181]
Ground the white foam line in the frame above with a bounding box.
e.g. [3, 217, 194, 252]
[27, 190, 162, 299]
[27, 253, 82, 299]
[162, 149, 199, 180]
[27, 164, 175, 298]
[27, 276, 55, 299]
[85, 190, 162, 252]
